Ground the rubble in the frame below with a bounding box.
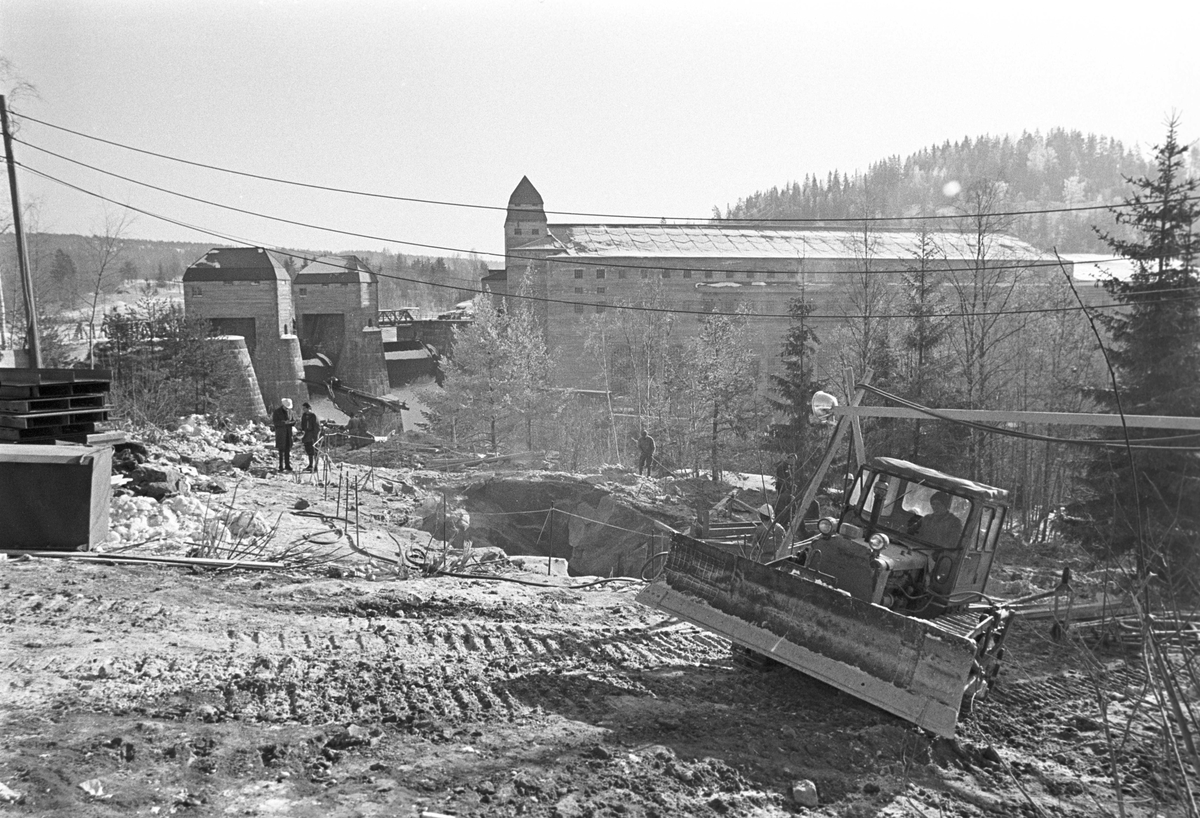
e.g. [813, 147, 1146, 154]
[108, 494, 207, 548]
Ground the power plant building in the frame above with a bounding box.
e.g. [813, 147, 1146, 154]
[499, 177, 1062, 388]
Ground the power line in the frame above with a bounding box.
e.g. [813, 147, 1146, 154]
[861, 384, 1200, 451]
[19, 163, 1200, 322]
[12, 107, 1193, 224]
[14, 138, 1187, 282]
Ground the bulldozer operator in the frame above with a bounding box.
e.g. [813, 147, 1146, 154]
[921, 491, 964, 548]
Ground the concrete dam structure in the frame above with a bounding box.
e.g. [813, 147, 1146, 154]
[183, 248, 457, 416]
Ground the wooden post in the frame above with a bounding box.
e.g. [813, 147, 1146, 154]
[785, 369, 874, 545]
[845, 367, 867, 469]
[0, 95, 41, 367]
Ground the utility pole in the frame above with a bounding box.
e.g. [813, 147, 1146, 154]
[0, 94, 41, 368]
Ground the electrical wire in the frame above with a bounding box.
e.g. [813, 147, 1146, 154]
[859, 383, 1200, 451]
[12, 107, 1195, 224]
[18, 162, 1200, 321]
[16, 136, 1168, 280]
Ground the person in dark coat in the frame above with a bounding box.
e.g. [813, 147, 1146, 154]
[636, 429, 655, 476]
[347, 411, 370, 450]
[299, 402, 320, 471]
[271, 398, 296, 472]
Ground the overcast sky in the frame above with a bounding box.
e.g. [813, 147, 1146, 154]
[1, 0, 1197, 264]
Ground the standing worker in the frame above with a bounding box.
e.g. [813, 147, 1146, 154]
[636, 429, 656, 477]
[299, 401, 320, 472]
[272, 398, 296, 472]
[751, 504, 787, 562]
[347, 410, 370, 450]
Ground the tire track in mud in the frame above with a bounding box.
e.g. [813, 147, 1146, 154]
[978, 664, 1186, 802]
[37, 601, 732, 735]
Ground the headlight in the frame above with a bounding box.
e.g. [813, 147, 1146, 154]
[934, 555, 953, 583]
[868, 533, 889, 550]
[817, 517, 836, 536]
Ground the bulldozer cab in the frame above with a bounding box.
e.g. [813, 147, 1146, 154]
[841, 458, 1008, 611]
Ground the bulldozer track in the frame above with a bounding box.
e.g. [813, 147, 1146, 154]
[5, 586, 733, 733]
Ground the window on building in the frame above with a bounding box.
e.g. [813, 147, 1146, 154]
[597, 287, 605, 294]
[514, 228, 523, 236]
[746, 271, 755, 279]
[574, 303, 585, 313]
[596, 303, 606, 313]
[618, 270, 627, 279]
[662, 269, 671, 279]
[531, 228, 540, 235]
[298, 287, 307, 297]
[192, 286, 203, 296]
[683, 270, 692, 279]
[574, 287, 583, 294]
[726, 271, 736, 279]
[596, 269, 606, 279]
[704, 271, 713, 279]
[641, 269, 649, 279]
[574, 269, 584, 279]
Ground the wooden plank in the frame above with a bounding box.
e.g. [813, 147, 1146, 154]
[0, 424, 96, 442]
[0, 409, 109, 429]
[0, 550, 284, 570]
[832, 405, 1200, 430]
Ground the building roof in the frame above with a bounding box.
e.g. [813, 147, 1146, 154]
[506, 176, 546, 224]
[532, 223, 1047, 262]
[508, 176, 544, 208]
[293, 255, 377, 285]
[182, 247, 290, 282]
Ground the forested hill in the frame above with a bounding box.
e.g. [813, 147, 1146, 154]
[718, 129, 1154, 253]
[0, 233, 486, 313]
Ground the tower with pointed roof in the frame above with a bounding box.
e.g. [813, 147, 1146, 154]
[504, 176, 547, 248]
[503, 177, 555, 329]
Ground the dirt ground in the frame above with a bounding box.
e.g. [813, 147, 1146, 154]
[0, 437, 1190, 817]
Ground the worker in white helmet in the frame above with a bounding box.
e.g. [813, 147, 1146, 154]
[750, 503, 787, 562]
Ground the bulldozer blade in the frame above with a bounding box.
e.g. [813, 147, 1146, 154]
[636, 537, 977, 737]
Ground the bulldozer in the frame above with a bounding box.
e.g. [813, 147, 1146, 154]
[636, 456, 1017, 737]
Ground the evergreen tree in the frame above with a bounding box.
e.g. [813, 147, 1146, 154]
[1080, 117, 1200, 599]
[48, 248, 78, 306]
[767, 296, 822, 455]
[423, 297, 510, 451]
[894, 225, 961, 467]
[669, 309, 760, 481]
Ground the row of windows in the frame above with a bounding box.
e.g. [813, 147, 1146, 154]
[572, 267, 795, 280]
[568, 301, 723, 314]
[511, 227, 541, 236]
[189, 283, 358, 297]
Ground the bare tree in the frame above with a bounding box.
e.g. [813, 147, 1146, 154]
[945, 179, 1034, 479]
[81, 207, 135, 368]
[613, 277, 676, 430]
[829, 182, 895, 381]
